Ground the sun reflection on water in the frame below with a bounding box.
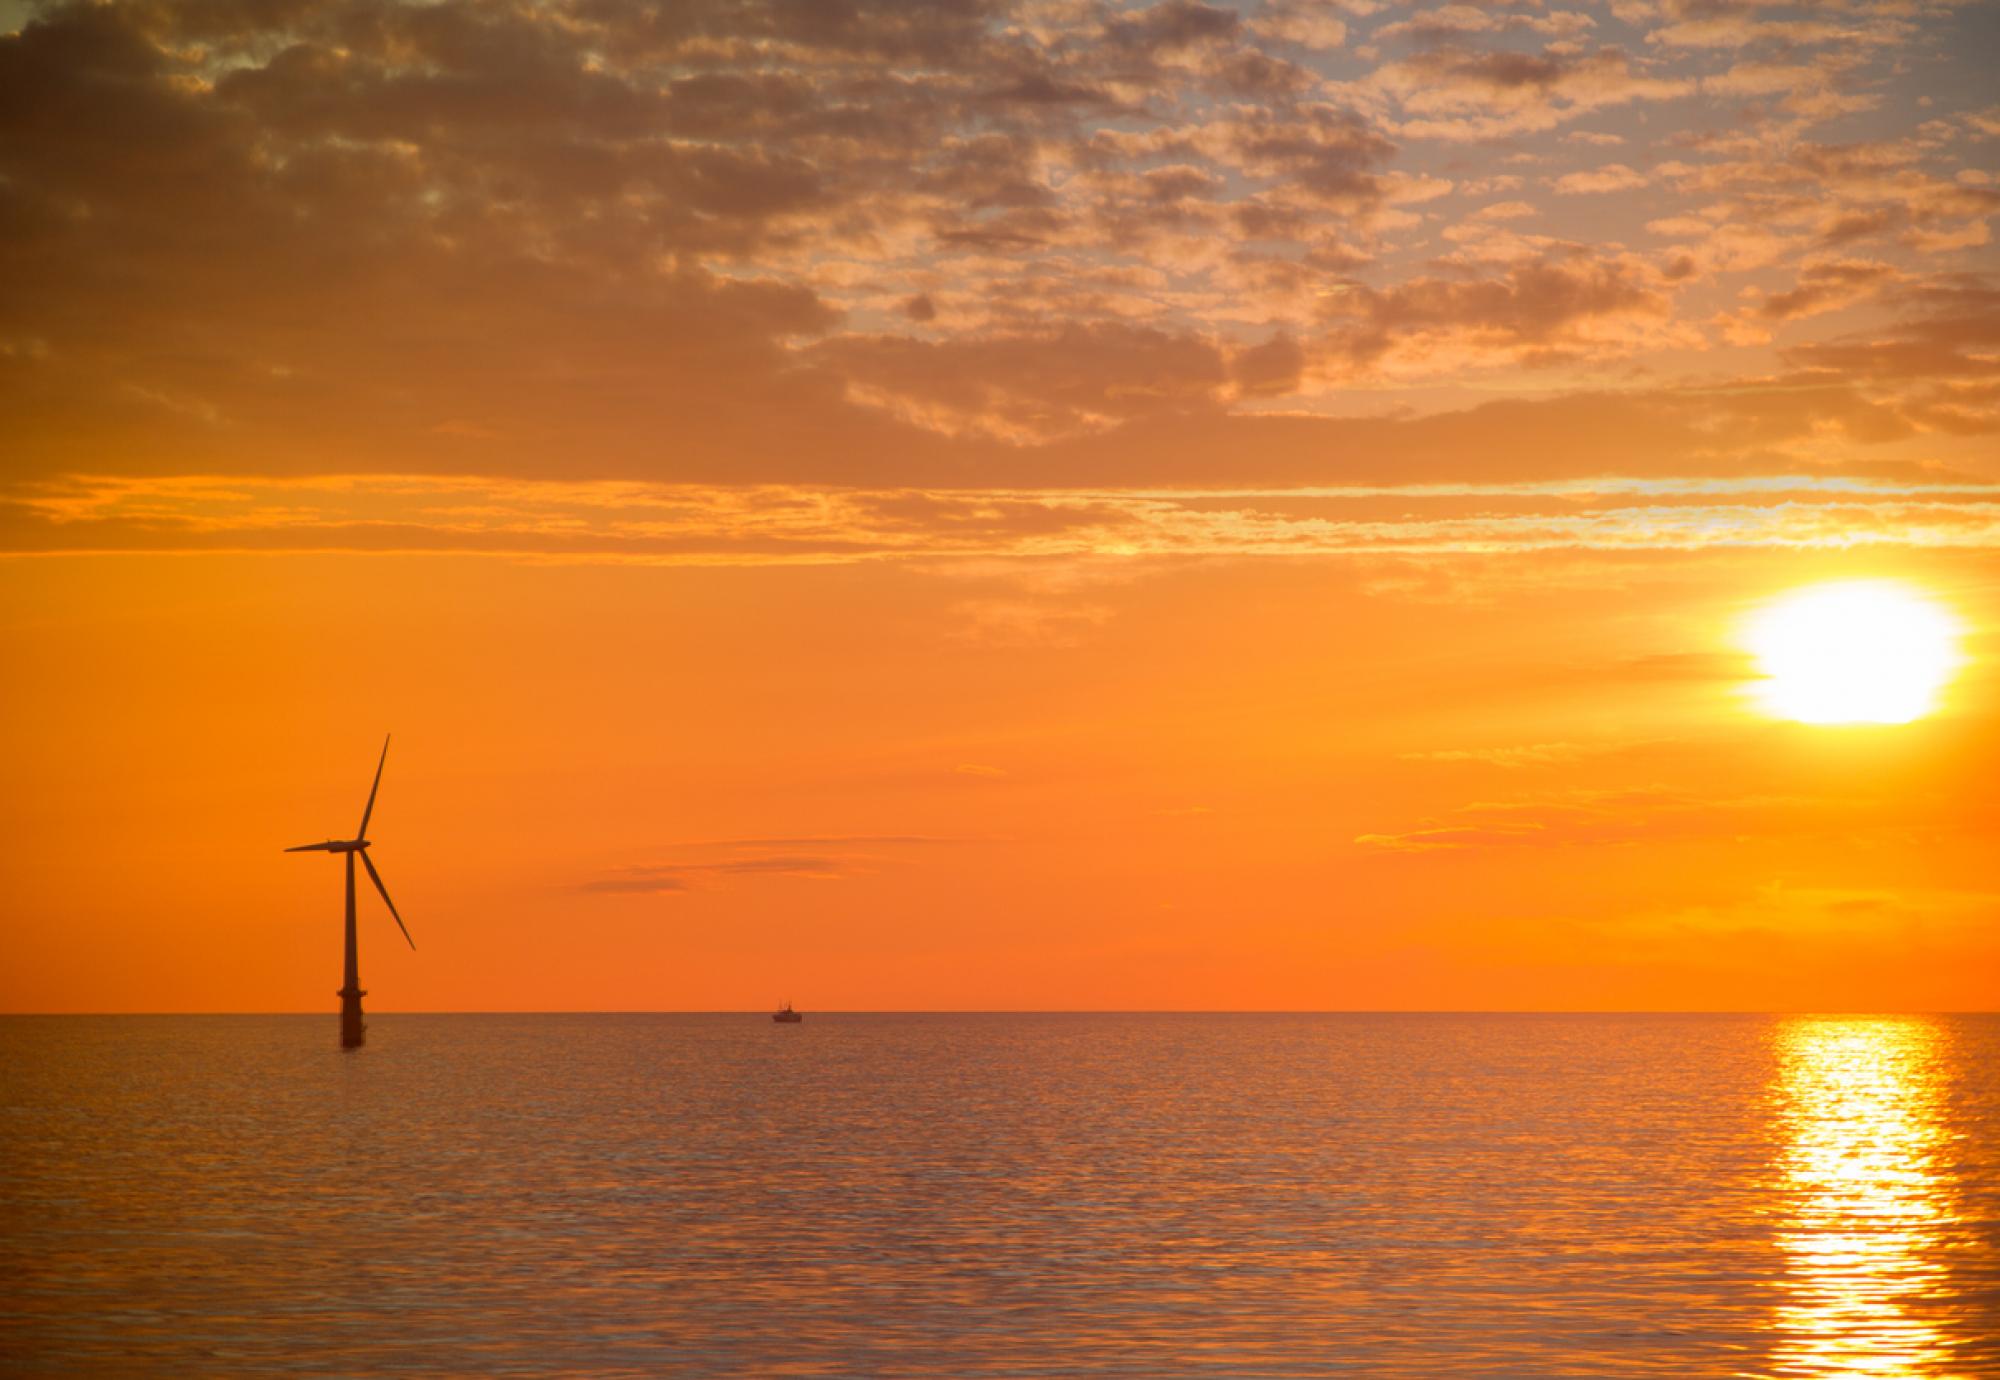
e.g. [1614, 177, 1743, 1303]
[1771, 1018, 1958, 1379]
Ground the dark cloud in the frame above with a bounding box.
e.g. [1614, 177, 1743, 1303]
[581, 856, 848, 893]
[1317, 252, 1673, 370]
[1106, 0, 1238, 53]
[580, 833, 957, 894]
[1760, 259, 1898, 321]
[809, 321, 1235, 442]
[1230, 333, 1306, 397]
[581, 873, 694, 894]
[1222, 104, 1397, 207]
[1780, 279, 2000, 436]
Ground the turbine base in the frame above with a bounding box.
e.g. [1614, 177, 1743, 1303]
[338, 987, 367, 1049]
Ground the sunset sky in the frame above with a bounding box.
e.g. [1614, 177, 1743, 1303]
[3, 0, 1997, 1012]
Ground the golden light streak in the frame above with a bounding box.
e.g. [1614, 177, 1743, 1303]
[1770, 1018, 1958, 1378]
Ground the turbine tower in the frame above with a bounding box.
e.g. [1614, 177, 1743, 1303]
[287, 736, 414, 1048]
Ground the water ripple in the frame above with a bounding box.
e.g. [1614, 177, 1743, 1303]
[3, 1013, 1996, 1376]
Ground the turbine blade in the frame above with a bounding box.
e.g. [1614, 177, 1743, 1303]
[360, 850, 415, 951]
[285, 841, 342, 852]
[356, 734, 390, 840]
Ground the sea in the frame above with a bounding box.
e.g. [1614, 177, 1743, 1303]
[3, 1013, 1997, 1377]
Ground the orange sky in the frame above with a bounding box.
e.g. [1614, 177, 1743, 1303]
[2, 0, 1997, 1010]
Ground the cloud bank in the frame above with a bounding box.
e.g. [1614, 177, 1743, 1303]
[1, 0, 1995, 500]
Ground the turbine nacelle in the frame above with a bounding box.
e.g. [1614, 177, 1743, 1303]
[286, 735, 414, 953]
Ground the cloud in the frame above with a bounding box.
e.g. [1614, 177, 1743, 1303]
[1760, 257, 1901, 322]
[704, 835, 961, 848]
[1367, 45, 1694, 141]
[1653, 139, 1999, 268]
[8, 470, 1998, 563]
[1401, 742, 1642, 768]
[1248, 2, 1349, 51]
[950, 597, 1117, 646]
[1554, 163, 1647, 194]
[1315, 251, 1684, 374]
[1375, 5, 1596, 46]
[582, 873, 694, 895]
[1355, 782, 1951, 854]
[581, 856, 851, 893]
[581, 834, 961, 895]
[810, 322, 1235, 443]
[1648, 10, 1899, 52]
[1776, 278, 2000, 435]
[0, 0, 1993, 494]
[1105, 1, 1240, 54]
[1211, 102, 1399, 208]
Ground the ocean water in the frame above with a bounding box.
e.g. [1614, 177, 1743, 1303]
[3, 1013, 1996, 1377]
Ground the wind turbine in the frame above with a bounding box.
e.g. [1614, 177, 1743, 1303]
[287, 735, 414, 1048]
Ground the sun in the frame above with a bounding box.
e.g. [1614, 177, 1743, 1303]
[1743, 581, 1964, 725]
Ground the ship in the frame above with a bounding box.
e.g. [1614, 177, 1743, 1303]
[772, 1000, 802, 1024]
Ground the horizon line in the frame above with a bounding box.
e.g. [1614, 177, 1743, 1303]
[4, 1008, 1995, 1018]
